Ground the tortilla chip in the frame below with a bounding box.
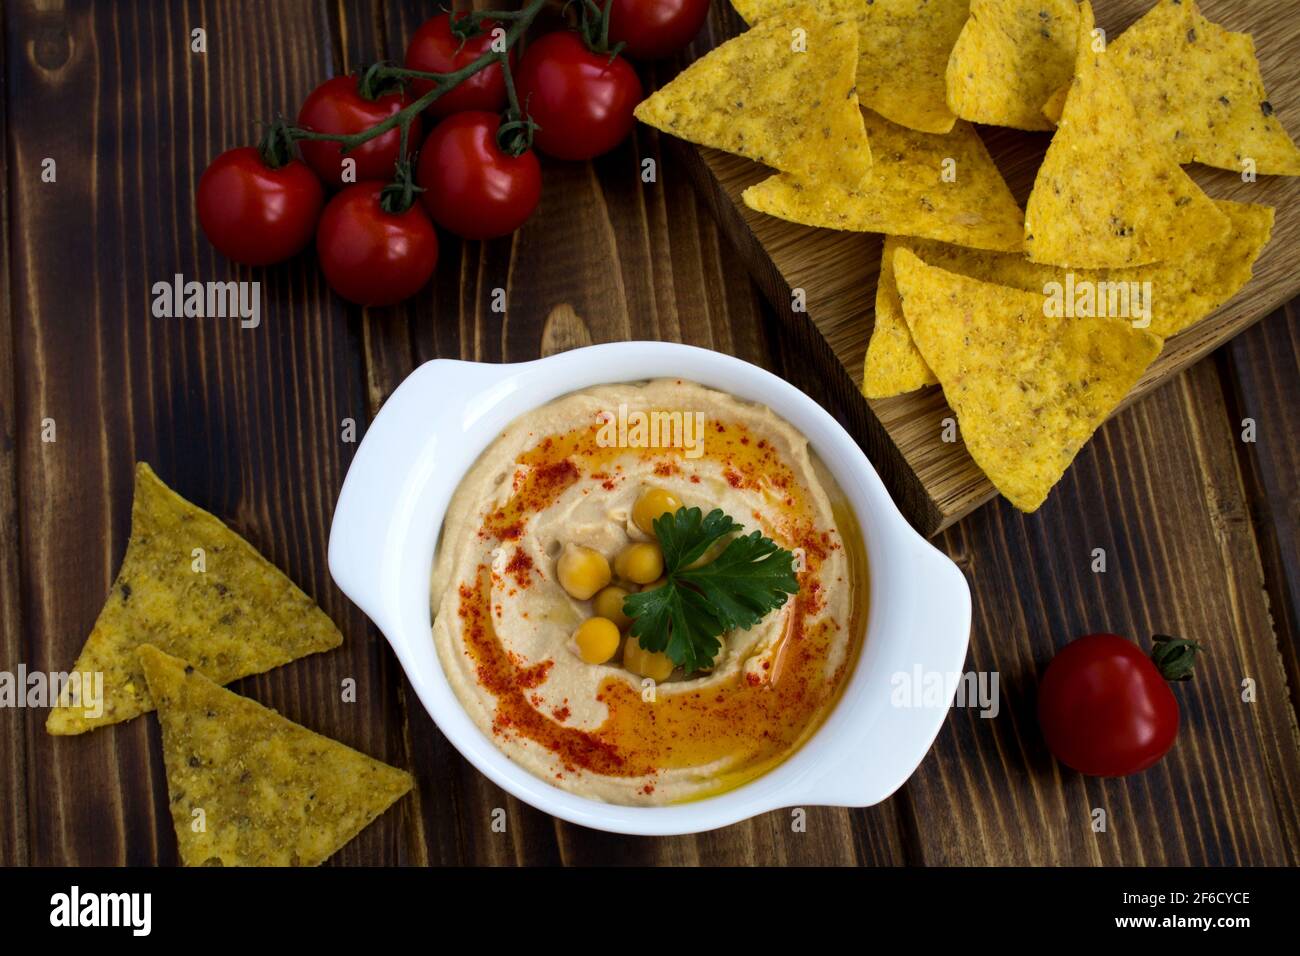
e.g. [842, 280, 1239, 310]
[743, 110, 1024, 251]
[946, 0, 1079, 131]
[1042, 0, 1300, 175]
[732, 0, 969, 134]
[865, 199, 1272, 397]
[634, 8, 871, 186]
[1023, 2, 1229, 268]
[893, 248, 1162, 511]
[45, 463, 342, 734]
[138, 644, 411, 866]
[1040, 82, 1069, 124]
[864, 237, 940, 398]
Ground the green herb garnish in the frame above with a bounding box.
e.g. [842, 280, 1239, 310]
[623, 507, 799, 674]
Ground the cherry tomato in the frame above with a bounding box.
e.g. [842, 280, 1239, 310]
[316, 183, 438, 306]
[197, 147, 324, 266]
[516, 31, 643, 161]
[405, 13, 515, 119]
[416, 113, 541, 240]
[607, 0, 711, 61]
[1038, 633, 1188, 777]
[297, 76, 420, 187]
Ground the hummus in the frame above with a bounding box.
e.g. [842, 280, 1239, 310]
[431, 380, 864, 805]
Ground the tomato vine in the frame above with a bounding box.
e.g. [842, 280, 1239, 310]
[284, 0, 550, 198]
[198, 0, 686, 298]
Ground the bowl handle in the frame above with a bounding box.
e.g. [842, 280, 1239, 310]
[328, 358, 518, 641]
[784, 536, 972, 809]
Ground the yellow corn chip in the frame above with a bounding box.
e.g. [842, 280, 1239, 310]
[46, 463, 342, 734]
[1040, 82, 1069, 124]
[634, 8, 871, 186]
[893, 248, 1162, 511]
[1023, 2, 1228, 268]
[732, 0, 969, 134]
[864, 237, 940, 398]
[1042, 0, 1300, 175]
[946, 0, 1079, 131]
[865, 199, 1272, 398]
[743, 110, 1024, 251]
[138, 644, 411, 866]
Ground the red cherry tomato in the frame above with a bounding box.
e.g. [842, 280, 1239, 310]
[297, 76, 420, 187]
[316, 183, 438, 306]
[1038, 633, 1183, 777]
[416, 113, 542, 240]
[516, 31, 643, 161]
[607, 0, 711, 60]
[405, 13, 515, 119]
[197, 147, 324, 266]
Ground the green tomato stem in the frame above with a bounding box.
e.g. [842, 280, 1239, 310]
[286, 0, 547, 156]
[1151, 633, 1203, 682]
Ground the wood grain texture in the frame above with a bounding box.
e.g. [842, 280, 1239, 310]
[1219, 303, 1300, 853]
[684, 0, 1300, 535]
[4, 0, 409, 865]
[1223, 304, 1300, 668]
[0, 2, 31, 868]
[0, 0, 1296, 868]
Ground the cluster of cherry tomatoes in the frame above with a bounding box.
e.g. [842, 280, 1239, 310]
[196, 0, 710, 307]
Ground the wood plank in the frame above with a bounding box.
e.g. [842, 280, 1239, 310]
[681, 0, 1300, 534]
[5, 0, 406, 865]
[901, 356, 1300, 864]
[0, 0, 31, 868]
[1219, 305, 1300, 851]
[1222, 304, 1300, 659]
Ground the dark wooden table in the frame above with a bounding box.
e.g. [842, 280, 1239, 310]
[3, 0, 1297, 866]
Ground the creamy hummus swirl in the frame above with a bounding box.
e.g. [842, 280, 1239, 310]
[431, 379, 862, 805]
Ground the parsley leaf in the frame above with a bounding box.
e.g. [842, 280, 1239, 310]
[623, 507, 799, 674]
[654, 506, 740, 569]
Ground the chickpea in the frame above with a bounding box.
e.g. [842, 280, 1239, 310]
[623, 637, 675, 682]
[614, 542, 664, 585]
[642, 651, 675, 683]
[574, 617, 622, 665]
[592, 585, 633, 630]
[632, 487, 683, 536]
[621, 635, 642, 672]
[556, 543, 611, 600]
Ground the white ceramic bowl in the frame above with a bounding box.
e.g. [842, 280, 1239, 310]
[328, 342, 970, 835]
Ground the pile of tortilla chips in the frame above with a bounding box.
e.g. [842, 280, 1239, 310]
[1041, 0, 1300, 175]
[46, 463, 410, 865]
[893, 249, 1163, 511]
[867, 200, 1275, 399]
[741, 110, 1025, 252]
[636, 0, 1295, 511]
[1025, 3, 1231, 268]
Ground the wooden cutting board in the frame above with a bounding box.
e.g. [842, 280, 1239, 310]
[675, 0, 1300, 535]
